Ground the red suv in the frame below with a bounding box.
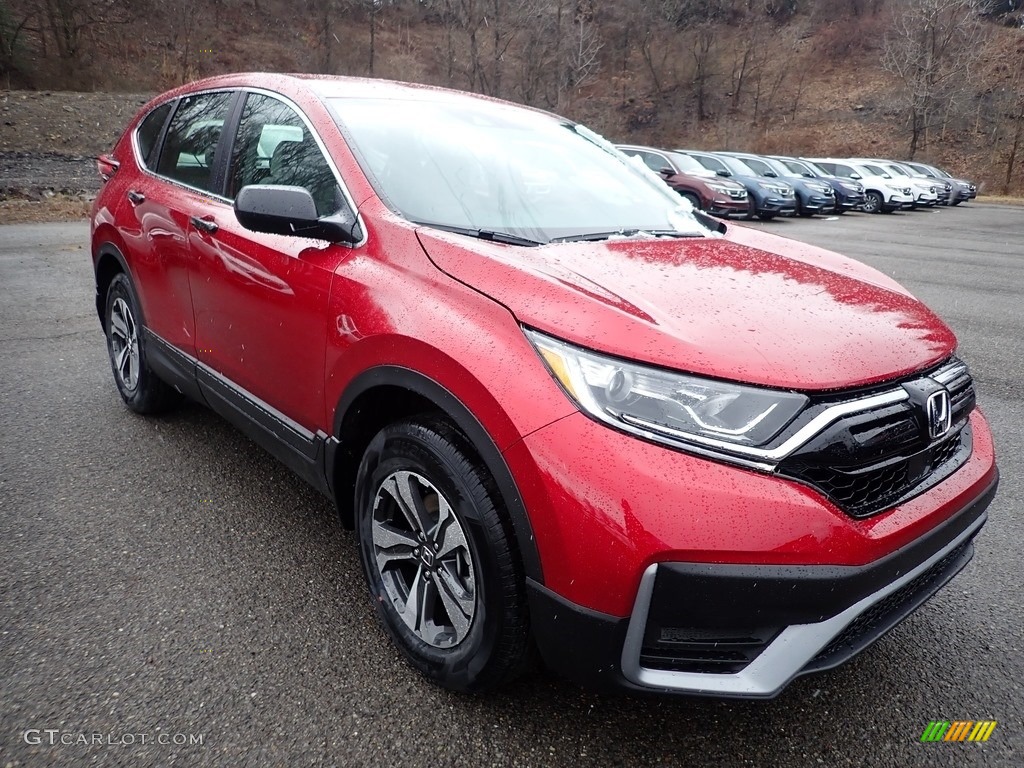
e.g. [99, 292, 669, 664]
[91, 74, 997, 698]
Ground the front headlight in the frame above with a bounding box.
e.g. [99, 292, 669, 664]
[526, 330, 809, 454]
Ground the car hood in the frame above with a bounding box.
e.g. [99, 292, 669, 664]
[676, 172, 744, 190]
[734, 174, 793, 191]
[416, 224, 956, 391]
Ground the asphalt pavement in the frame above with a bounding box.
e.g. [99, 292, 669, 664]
[1, 205, 1021, 767]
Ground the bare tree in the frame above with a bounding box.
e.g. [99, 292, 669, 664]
[690, 24, 718, 121]
[882, 0, 987, 157]
[559, 0, 602, 108]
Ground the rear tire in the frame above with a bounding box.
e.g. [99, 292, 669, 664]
[354, 416, 530, 692]
[104, 272, 179, 414]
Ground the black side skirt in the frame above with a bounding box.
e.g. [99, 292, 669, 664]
[144, 329, 332, 497]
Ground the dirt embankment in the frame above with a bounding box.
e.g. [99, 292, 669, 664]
[0, 91, 153, 221]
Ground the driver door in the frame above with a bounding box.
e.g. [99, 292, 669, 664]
[188, 92, 355, 442]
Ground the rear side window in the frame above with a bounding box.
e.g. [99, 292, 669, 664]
[136, 102, 172, 170]
[156, 91, 235, 193]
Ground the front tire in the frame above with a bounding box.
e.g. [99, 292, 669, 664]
[354, 417, 530, 692]
[680, 192, 702, 212]
[104, 272, 179, 414]
[862, 191, 884, 214]
[757, 212, 777, 221]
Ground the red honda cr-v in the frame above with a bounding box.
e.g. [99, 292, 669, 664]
[90, 73, 998, 698]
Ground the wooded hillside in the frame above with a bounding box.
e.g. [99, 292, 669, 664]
[3, 0, 1023, 192]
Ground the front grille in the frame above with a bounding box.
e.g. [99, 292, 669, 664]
[810, 540, 971, 669]
[777, 360, 975, 518]
[726, 188, 747, 199]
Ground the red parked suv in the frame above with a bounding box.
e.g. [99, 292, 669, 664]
[91, 73, 998, 698]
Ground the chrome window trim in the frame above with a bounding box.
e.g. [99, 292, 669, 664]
[131, 87, 237, 205]
[131, 85, 367, 249]
[620, 510, 986, 697]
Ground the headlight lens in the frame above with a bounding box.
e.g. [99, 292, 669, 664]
[526, 330, 809, 451]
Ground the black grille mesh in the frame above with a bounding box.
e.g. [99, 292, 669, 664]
[777, 363, 975, 518]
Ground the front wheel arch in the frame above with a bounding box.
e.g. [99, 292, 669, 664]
[330, 366, 544, 585]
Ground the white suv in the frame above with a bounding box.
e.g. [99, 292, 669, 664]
[853, 159, 939, 208]
[805, 158, 915, 214]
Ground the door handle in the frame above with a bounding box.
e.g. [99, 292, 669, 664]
[127, 190, 145, 205]
[190, 216, 219, 235]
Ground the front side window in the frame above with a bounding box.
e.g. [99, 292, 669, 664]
[156, 91, 235, 193]
[331, 97, 706, 243]
[228, 93, 342, 217]
[136, 102, 173, 170]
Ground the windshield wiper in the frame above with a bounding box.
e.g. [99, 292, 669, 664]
[549, 229, 703, 243]
[411, 221, 543, 247]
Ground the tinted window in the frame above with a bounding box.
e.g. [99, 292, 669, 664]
[136, 102, 172, 170]
[156, 91, 235, 193]
[228, 93, 342, 217]
[863, 164, 888, 177]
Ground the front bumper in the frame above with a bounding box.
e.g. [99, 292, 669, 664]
[757, 196, 797, 216]
[528, 475, 996, 698]
[707, 196, 750, 217]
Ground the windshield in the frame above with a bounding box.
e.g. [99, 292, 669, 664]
[667, 151, 712, 176]
[862, 164, 889, 178]
[779, 159, 813, 177]
[717, 155, 757, 177]
[330, 97, 706, 243]
[885, 164, 910, 177]
[737, 156, 777, 177]
[802, 160, 831, 176]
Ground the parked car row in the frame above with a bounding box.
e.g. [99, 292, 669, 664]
[617, 144, 978, 221]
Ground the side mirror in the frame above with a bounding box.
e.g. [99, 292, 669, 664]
[802, 172, 813, 178]
[850, 173, 862, 180]
[716, 169, 730, 177]
[658, 167, 674, 177]
[234, 184, 361, 244]
[764, 171, 778, 178]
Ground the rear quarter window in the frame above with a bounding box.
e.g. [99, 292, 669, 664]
[136, 102, 173, 170]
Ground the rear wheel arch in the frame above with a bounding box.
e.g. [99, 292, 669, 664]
[93, 242, 131, 332]
[329, 366, 543, 585]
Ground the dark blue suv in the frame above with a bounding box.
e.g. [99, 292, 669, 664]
[770, 156, 867, 213]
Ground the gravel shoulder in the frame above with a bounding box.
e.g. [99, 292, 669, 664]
[0, 91, 151, 222]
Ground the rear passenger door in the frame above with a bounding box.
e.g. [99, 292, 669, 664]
[120, 90, 237, 356]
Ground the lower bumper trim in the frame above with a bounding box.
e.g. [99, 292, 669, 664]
[619, 477, 994, 697]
